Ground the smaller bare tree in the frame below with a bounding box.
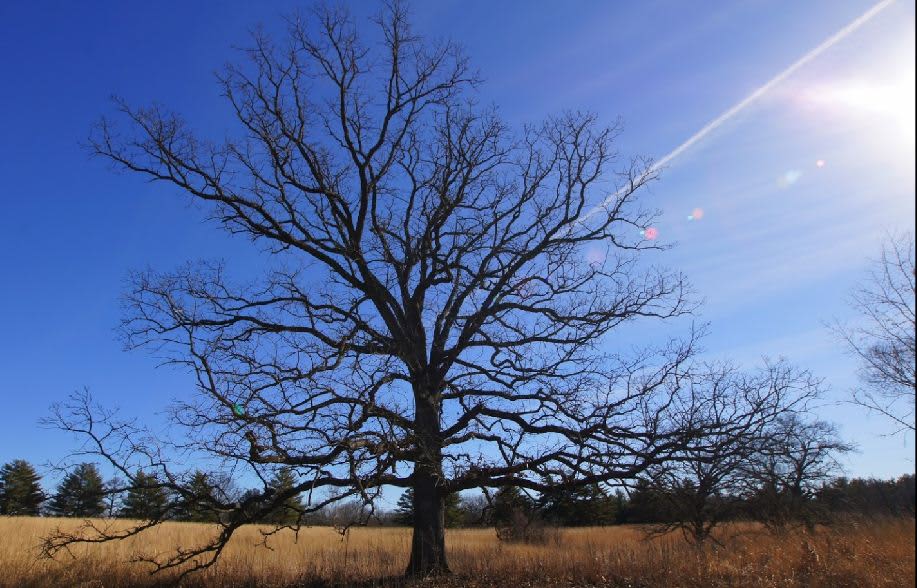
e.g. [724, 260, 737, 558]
[743, 415, 854, 531]
[645, 361, 821, 545]
[833, 233, 916, 434]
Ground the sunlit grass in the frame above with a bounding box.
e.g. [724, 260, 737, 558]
[0, 516, 913, 586]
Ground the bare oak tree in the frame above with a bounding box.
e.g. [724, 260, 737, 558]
[645, 361, 821, 545]
[833, 233, 916, 434]
[742, 415, 853, 531]
[42, 2, 721, 577]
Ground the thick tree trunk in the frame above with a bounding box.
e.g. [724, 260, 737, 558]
[406, 471, 449, 576]
[405, 392, 450, 576]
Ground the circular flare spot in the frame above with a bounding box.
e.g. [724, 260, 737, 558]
[777, 170, 803, 188]
[585, 247, 605, 266]
[643, 227, 659, 240]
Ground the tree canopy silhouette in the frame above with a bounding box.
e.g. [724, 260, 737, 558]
[39, 1, 793, 578]
[643, 362, 822, 544]
[833, 232, 915, 434]
[48, 463, 106, 518]
[120, 470, 169, 520]
[0, 460, 45, 516]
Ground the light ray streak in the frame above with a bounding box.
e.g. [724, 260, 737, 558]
[584, 0, 896, 224]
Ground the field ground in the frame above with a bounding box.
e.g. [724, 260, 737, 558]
[0, 516, 913, 587]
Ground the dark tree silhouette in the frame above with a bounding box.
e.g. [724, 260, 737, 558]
[393, 488, 416, 526]
[833, 233, 916, 434]
[235, 468, 306, 525]
[263, 468, 306, 525]
[490, 485, 541, 542]
[817, 474, 916, 518]
[644, 361, 821, 544]
[171, 471, 223, 523]
[490, 486, 535, 526]
[743, 415, 853, 531]
[393, 487, 461, 527]
[120, 471, 169, 520]
[48, 463, 106, 518]
[0, 459, 45, 516]
[39, 2, 747, 578]
[621, 477, 666, 524]
[537, 481, 617, 527]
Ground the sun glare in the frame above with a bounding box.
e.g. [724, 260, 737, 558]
[808, 79, 912, 115]
[802, 64, 916, 155]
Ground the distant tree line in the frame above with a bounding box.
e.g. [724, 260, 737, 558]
[3, 457, 912, 540]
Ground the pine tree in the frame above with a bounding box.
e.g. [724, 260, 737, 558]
[538, 482, 617, 526]
[393, 488, 463, 527]
[0, 459, 45, 516]
[48, 463, 106, 518]
[394, 488, 415, 526]
[492, 486, 541, 543]
[491, 486, 533, 526]
[264, 468, 304, 525]
[238, 488, 266, 522]
[444, 491, 463, 528]
[612, 489, 629, 524]
[622, 477, 667, 524]
[120, 470, 169, 520]
[173, 470, 220, 522]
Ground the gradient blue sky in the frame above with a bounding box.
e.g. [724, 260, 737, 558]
[1, 0, 914, 488]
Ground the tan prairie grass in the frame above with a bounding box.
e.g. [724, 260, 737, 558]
[0, 516, 913, 587]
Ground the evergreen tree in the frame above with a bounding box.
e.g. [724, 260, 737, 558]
[120, 470, 169, 520]
[538, 482, 617, 526]
[443, 491, 463, 528]
[172, 470, 220, 522]
[621, 477, 668, 524]
[491, 486, 533, 526]
[491, 486, 542, 543]
[0, 459, 45, 516]
[394, 488, 415, 526]
[816, 474, 915, 518]
[238, 489, 267, 522]
[612, 489, 629, 524]
[393, 488, 463, 527]
[264, 468, 304, 525]
[48, 463, 106, 518]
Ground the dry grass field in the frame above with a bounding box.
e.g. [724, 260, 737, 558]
[0, 516, 913, 587]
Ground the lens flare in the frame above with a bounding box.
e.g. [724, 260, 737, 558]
[799, 69, 915, 161]
[777, 170, 803, 188]
[577, 0, 895, 227]
[643, 227, 659, 240]
[816, 159, 826, 168]
[691, 207, 704, 220]
[585, 246, 606, 266]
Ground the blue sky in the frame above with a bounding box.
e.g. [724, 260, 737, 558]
[0, 0, 914, 490]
